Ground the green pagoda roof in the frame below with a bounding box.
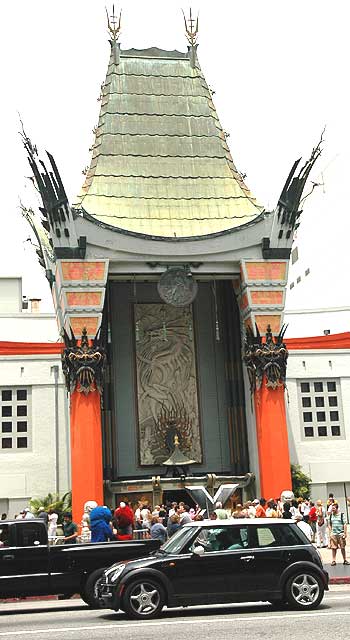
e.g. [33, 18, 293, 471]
[76, 45, 263, 238]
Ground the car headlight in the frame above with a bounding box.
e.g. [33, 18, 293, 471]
[105, 564, 125, 584]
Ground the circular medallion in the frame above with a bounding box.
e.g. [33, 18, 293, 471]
[157, 267, 198, 307]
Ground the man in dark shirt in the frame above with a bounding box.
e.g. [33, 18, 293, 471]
[38, 508, 49, 526]
[63, 512, 78, 544]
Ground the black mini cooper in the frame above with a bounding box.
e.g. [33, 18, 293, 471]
[98, 519, 328, 619]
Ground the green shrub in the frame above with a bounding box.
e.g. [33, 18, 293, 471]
[30, 492, 72, 524]
[291, 464, 311, 499]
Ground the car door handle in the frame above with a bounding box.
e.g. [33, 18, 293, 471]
[2, 555, 15, 561]
[240, 555, 255, 562]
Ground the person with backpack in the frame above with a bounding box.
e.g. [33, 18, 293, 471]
[328, 502, 349, 565]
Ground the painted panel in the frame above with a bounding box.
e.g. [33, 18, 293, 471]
[134, 303, 202, 465]
[254, 314, 281, 334]
[68, 315, 100, 337]
[61, 261, 107, 282]
[245, 261, 287, 281]
[250, 290, 284, 305]
[66, 291, 103, 307]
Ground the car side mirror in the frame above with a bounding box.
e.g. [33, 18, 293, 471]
[193, 545, 205, 556]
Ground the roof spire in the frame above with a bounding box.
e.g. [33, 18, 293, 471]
[106, 4, 122, 64]
[182, 7, 199, 67]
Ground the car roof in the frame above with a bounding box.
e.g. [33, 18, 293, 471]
[0, 519, 44, 525]
[184, 518, 296, 527]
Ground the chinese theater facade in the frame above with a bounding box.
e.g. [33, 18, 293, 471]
[23, 14, 321, 521]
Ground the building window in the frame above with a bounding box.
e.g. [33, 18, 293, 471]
[298, 379, 344, 440]
[0, 387, 31, 452]
[291, 247, 299, 264]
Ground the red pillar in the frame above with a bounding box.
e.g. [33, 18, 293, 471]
[70, 388, 104, 526]
[254, 381, 292, 499]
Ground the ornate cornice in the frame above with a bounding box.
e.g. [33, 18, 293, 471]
[244, 324, 288, 393]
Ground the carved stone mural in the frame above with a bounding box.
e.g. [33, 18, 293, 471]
[134, 303, 202, 465]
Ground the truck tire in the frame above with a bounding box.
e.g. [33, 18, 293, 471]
[80, 568, 106, 608]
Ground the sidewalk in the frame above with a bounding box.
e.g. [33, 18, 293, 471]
[318, 544, 350, 584]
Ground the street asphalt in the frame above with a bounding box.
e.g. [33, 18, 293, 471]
[0, 587, 349, 640]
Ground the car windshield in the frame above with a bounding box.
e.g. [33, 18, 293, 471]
[161, 526, 195, 554]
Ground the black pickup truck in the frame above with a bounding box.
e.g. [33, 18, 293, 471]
[0, 519, 160, 607]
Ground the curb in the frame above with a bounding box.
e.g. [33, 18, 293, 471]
[0, 594, 80, 603]
[329, 576, 350, 585]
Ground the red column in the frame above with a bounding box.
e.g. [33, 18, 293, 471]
[70, 388, 104, 526]
[254, 381, 292, 499]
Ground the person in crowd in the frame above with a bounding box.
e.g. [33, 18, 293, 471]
[232, 503, 244, 518]
[150, 514, 167, 544]
[168, 502, 178, 517]
[114, 501, 134, 536]
[194, 513, 204, 521]
[255, 498, 267, 518]
[250, 499, 259, 517]
[158, 504, 168, 525]
[134, 501, 144, 530]
[1, 514, 7, 521]
[328, 502, 349, 566]
[23, 508, 35, 520]
[308, 501, 317, 542]
[167, 513, 181, 538]
[178, 503, 192, 524]
[281, 502, 292, 519]
[315, 500, 328, 548]
[301, 499, 311, 523]
[327, 493, 338, 514]
[289, 500, 300, 518]
[246, 501, 257, 518]
[266, 500, 278, 518]
[215, 501, 229, 519]
[294, 513, 313, 541]
[90, 506, 115, 543]
[48, 509, 58, 537]
[38, 507, 49, 526]
[209, 511, 217, 520]
[62, 512, 79, 544]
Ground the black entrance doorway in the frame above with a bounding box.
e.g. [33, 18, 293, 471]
[162, 489, 196, 509]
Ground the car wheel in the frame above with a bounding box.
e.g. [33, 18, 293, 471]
[285, 571, 324, 609]
[123, 578, 164, 619]
[80, 568, 106, 608]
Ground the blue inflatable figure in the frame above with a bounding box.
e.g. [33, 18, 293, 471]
[89, 506, 114, 543]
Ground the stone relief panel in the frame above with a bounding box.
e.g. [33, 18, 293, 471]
[134, 303, 202, 466]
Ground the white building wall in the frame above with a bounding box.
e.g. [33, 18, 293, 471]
[0, 355, 70, 517]
[286, 347, 350, 509]
[0, 314, 59, 343]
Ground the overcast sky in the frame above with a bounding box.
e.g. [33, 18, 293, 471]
[1, 0, 349, 312]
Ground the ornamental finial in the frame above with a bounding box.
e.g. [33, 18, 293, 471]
[182, 7, 199, 46]
[106, 4, 122, 41]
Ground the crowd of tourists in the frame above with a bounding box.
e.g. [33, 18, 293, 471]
[4, 492, 349, 565]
